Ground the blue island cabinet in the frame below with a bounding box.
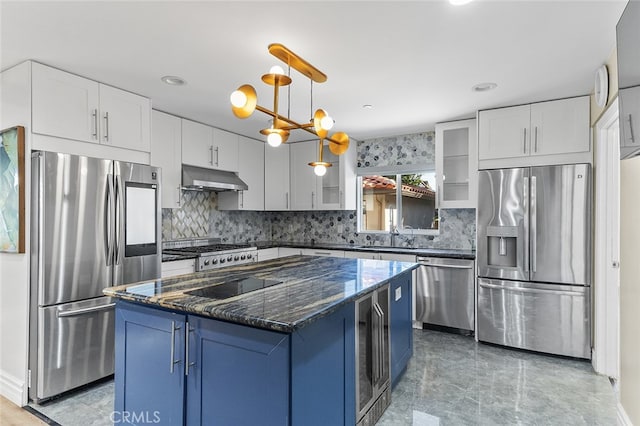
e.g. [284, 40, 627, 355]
[114, 300, 357, 425]
[390, 271, 413, 387]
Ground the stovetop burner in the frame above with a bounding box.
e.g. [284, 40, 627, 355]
[164, 243, 258, 271]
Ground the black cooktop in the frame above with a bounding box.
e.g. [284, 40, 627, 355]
[186, 277, 283, 300]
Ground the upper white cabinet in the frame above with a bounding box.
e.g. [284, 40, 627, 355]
[32, 62, 151, 152]
[289, 139, 356, 211]
[181, 119, 239, 172]
[218, 136, 264, 211]
[435, 118, 477, 209]
[265, 144, 290, 210]
[290, 141, 317, 210]
[478, 96, 591, 169]
[151, 110, 182, 208]
[619, 86, 640, 159]
[213, 129, 239, 172]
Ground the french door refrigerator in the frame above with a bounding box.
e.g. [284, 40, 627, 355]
[29, 151, 161, 402]
[476, 164, 591, 359]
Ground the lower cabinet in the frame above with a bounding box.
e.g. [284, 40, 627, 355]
[390, 272, 413, 387]
[115, 300, 357, 425]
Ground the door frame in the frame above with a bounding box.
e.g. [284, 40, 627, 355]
[593, 97, 620, 378]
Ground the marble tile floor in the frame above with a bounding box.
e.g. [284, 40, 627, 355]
[26, 329, 617, 425]
[379, 329, 617, 426]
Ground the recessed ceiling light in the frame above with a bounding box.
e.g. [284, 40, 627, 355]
[363, 104, 373, 109]
[161, 75, 186, 86]
[472, 82, 497, 92]
[449, 0, 474, 5]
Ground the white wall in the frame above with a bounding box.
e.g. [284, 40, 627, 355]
[0, 61, 31, 405]
[619, 155, 640, 425]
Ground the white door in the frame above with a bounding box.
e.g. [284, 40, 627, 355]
[530, 96, 590, 157]
[237, 136, 264, 210]
[151, 110, 182, 208]
[593, 98, 620, 379]
[32, 62, 100, 143]
[478, 104, 530, 161]
[98, 84, 151, 152]
[290, 141, 317, 210]
[182, 119, 214, 169]
[265, 144, 290, 210]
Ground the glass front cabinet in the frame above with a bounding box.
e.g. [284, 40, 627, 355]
[435, 118, 478, 209]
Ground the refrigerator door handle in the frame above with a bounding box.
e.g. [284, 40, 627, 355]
[478, 281, 585, 297]
[57, 302, 116, 318]
[105, 175, 115, 266]
[114, 174, 124, 265]
[523, 176, 529, 273]
[531, 176, 537, 273]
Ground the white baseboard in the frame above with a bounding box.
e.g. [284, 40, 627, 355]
[618, 402, 634, 426]
[0, 370, 25, 406]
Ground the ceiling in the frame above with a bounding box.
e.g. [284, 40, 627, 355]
[0, 1, 628, 143]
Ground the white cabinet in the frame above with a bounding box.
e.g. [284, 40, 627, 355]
[435, 118, 477, 209]
[378, 253, 417, 262]
[257, 248, 279, 262]
[290, 141, 317, 210]
[289, 139, 356, 211]
[478, 96, 591, 169]
[181, 119, 215, 169]
[181, 120, 239, 172]
[300, 249, 345, 258]
[619, 86, 640, 159]
[218, 137, 264, 210]
[161, 259, 196, 278]
[32, 62, 150, 152]
[151, 110, 182, 208]
[344, 251, 380, 259]
[278, 247, 303, 257]
[213, 129, 239, 172]
[265, 144, 290, 210]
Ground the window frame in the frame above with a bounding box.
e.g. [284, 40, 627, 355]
[356, 165, 440, 236]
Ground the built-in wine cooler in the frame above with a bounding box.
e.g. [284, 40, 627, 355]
[355, 284, 391, 426]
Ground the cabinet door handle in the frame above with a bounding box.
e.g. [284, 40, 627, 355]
[169, 321, 182, 374]
[523, 128, 527, 153]
[286, 192, 289, 210]
[339, 190, 343, 209]
[176, 185, 181, 206]
[629, 114, 636, 144]
[209, 146, 214, 165]
[214, 147, 219, 166]
[534, 126, 538, 152]
[240, 191, 244, 209]
[311, 191, 315, 209]
[103, 112, 110, 142]
[92, 109, 98, 139]
[185, 322, 195, 376]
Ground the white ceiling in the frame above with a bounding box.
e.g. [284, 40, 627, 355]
[0, 0, 628, 143]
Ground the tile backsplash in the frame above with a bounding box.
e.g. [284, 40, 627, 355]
[163, 130, 476, 250]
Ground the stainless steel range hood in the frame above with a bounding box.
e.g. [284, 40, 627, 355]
[182, 165, 248, 191]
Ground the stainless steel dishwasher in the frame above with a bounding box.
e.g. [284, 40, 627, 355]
[415, 257, 475, 332]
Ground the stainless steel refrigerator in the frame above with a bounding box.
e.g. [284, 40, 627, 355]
[29, 151, 161, 402]
[476, 164, 591, 359]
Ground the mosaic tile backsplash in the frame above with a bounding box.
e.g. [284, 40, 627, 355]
[162, 130, 475, 250]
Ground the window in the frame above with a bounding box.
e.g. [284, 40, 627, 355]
[357, 169, 439, 234]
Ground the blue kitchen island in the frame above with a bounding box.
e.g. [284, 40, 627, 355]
[104, 255, 417, 426]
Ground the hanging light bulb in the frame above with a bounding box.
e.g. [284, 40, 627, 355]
[230, 90, 247, 108]
[314, 164, 327, 176]
[269, 65, 285, 75]
[267, 132, 283, 147]
[320, 114, 334, 130]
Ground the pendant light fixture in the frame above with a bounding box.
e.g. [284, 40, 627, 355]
[230, 43, 349, 176]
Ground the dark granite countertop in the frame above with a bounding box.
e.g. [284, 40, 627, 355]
[105, 255, 418, 333]
[162, 253, 198, 262]
[253, 241, 475, 260]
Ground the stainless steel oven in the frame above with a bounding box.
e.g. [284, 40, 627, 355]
[355, 284, 390, 426]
